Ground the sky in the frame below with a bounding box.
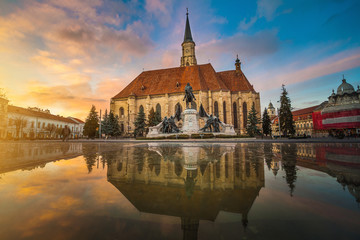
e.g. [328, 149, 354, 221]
[0, 0, 360, 120]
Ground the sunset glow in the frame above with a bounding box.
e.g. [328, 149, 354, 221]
[1, 0, 359, 119]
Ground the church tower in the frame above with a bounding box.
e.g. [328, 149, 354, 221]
[181, 10, 197, 67]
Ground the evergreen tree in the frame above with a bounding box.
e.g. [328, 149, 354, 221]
[279, 85, 295, 137]
[246, 103, 261, 137]
[262, 108, 272, 136]
[134, 107, 146, 137]
[148, 107, 161, 126]
[83, 105, 99, 138]
[101, 109, 111, 137]
[109, 111, 121, 137]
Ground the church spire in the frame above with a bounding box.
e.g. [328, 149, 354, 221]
[235, 54, 241, 72]
[183, 8, 193, 43]
[181, 9, 197, 67]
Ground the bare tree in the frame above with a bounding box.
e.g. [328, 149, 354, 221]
[45, 124, 57, 138]
[14, 116, 28, 138]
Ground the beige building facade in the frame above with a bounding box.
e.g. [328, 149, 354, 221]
[111, 13, 260, 135]
[0, 97, 9, 139]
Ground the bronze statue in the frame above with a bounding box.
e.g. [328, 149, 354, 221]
[168, 116, 180, 133]
[200, 114, 214, 132]
[198, 104, 222, 133]
[183, 83, 196, 109]
[161, 117, 169, 133]
[161, 116, 180, 133]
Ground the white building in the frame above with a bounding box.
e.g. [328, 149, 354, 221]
[6, 105, 84, 139]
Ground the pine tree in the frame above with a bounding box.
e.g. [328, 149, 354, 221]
[148, 107, 161, 126]
[134, 107, 146, 137]
[246, 103, 260, 137]
[108, 111, 121, 137]
[112, 114, 122, 137]
[101, 109, 111, 137]
[279, 85, 295, 137]
[83, 105, 99, 139]
[262, 108, 271, 136]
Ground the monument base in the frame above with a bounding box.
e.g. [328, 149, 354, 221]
[181, 109, 199, 133]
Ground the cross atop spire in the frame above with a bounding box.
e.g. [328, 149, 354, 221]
[183, 9, 194, 43]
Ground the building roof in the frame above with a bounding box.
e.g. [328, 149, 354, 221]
[112, 64, 256, 99]
[292, 105, 319, 117]
[8, 105, 75, 124]
[68, 117, 85, 124]
[271, 105, 320, 123]
[216, 70, 255, 92]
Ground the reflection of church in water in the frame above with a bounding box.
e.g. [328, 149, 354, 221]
[107, 143, 264, 239]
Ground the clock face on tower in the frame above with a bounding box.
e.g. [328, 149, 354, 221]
[185, 49, 189, 53]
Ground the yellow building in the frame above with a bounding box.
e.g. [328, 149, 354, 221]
[110, 12, 260, 135]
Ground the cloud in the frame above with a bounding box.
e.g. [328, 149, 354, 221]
[145, 0, 174, 27]
[238, 16, 258, 30]
[210, 16, 228, 25]
[238, 0, 283, 30]
[254, 47, 360, 91]
[257, 0, 282, 21]
[197, 30, 279, 66]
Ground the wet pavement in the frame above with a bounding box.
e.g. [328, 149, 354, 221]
[0, 142, 359, 240]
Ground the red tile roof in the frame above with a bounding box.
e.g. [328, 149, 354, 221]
[292, 105, 319, 116]
[216, 70, 255, 92]
[271, 105, 320, 123]
[8, 105, 75, 124]
[112, 64, 256, 99]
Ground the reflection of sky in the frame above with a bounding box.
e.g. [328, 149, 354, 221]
[0, 145, 359, 239]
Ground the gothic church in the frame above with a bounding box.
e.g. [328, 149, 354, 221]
[111, 12, 261, 134]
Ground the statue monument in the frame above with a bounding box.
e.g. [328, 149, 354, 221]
[147, 83, 236, 137]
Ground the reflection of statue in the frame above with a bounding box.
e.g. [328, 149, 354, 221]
[107, 143, 264, 239]
[184, 170, 197, 199]
[183, 83, 196, 109]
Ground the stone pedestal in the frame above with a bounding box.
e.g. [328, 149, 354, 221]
[181, 109, 199, 133]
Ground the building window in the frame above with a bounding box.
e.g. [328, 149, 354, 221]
[121, 123, 124, 132]
[243, 102, 248, 128]
[156, 104, 161, 119]
[233, 102, 238, 128]
[139, 105, 144, 113]
[223, 101, 227, 123]
[119, 107, 124, 117]
[214, 101, 219, 117]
